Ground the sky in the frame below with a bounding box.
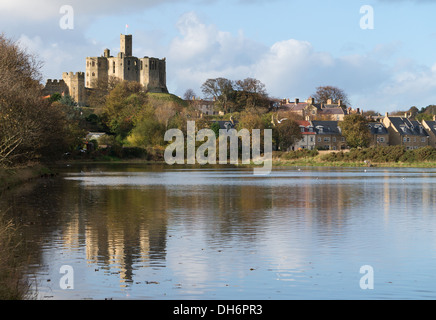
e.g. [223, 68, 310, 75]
[2, 0, 436, 113]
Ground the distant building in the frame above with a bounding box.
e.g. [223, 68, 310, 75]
[43, 34, 168, 106]
[382, 116, 429, 150]
[311, 120, 347, 150]
[281, 97, 360, 121]
[189, 99, 218, 116]
[367, 122, 389, 147]
[291, 120, 316, 150]
[422, 117, 436, 148]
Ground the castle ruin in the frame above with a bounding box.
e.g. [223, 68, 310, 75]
[44, 34, 168, 106]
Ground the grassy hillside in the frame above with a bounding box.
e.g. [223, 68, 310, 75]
[147, 92, 189, 108]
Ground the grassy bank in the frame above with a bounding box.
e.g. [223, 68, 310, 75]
[0, 164, 56, 193]
[0, 210, 34, 300]
[268, 146, 436, 169]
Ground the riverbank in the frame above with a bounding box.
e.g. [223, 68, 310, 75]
[0, 164, 57, 193]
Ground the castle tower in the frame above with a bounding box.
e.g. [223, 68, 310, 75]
[120, 34, 133, 57]
[62, 72, 86, 106]
[86, 57, 109, 89]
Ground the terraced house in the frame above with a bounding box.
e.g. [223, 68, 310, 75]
[382, 116, 429, 150]
[368, 122, 389, 147]
[422, 117, 436, 149]
[311, 121, 347, 150]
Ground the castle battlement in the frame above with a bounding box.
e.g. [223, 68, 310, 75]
[63, 72, 85, 79]
[46, 79, 66, 84]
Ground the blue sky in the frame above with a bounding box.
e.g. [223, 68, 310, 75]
[2, 0, 436, 113]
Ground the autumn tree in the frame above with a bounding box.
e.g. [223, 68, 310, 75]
[338, 114, 371, 148]
[201, 77, 271, 113]
[100, 81, 147, 139]
[270, 112, 302, 151]
[0, 34, 83, 167]
[313, 86, 350, 106]
[201, 77, 234, 113]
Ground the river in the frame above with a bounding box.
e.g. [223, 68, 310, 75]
[2, 164, 436, 300]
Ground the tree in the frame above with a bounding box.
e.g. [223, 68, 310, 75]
[201, 78, 234, 113]
[312, 86, 350, 106]
[183, 89, 196, 101]
[100, 81, 147, 139]
[0, 34, 83, 166]
[270, 112, 302, 151]
[338, 114, 371, 148]
[233, 78, 270, 113]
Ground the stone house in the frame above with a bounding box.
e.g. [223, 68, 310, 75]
[282, 98, 359, 121]
[382, 116, 429, 149]
[421, 117, 436, 148]
[311, 120, 347, 150]
[367, 122, 389, 147]
[291, 120, 316, 150]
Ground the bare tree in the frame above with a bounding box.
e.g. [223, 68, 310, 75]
[312, 86, 350, 106]
[0, 34, 82, 167]
[183, 89, 196, 101]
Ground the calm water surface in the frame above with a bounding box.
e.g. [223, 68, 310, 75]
[3, 164, 436, 300]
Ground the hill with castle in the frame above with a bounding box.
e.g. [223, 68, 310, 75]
[43, 34, 168, 106]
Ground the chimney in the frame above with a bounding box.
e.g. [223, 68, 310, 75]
[404, 112, 408, 118]
[338, 99, 342, 106]
[385, 112, 389, 118]
[433, 115, 436, 121]
[327, 99, 333, 105]
[295, 98, 299, 104]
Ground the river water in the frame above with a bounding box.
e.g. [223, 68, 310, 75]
[3, 164, 436, 300]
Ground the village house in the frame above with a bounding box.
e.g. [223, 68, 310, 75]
[382, 115, 429, 150]
[189, 98, 219, 116]
[281, 98, 361, 121]
[311, 120, 347, 150]
[421, 117, 436, 148]
[291, 120, 316, 150]
[367, 122, 389, 147]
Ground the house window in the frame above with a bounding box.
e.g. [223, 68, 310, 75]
[380, 137, 385, 143]
[341, 137, 345, 142]
[422, 137, 426, 142]
[310, 137, 314, 142]
[403, 137, 407, 143]
[414, 138, 417, 142]
[324, 145, 330, 150]
[318, 137, 322, 142]
[333, 137, 336, 142]
[324, 137, 330, 142]
[407, 138, 411, 142]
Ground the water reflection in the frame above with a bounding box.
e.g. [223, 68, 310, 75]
[2, 165, 436, 299]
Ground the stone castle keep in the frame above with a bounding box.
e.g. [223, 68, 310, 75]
[44, 34, 168, 106]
